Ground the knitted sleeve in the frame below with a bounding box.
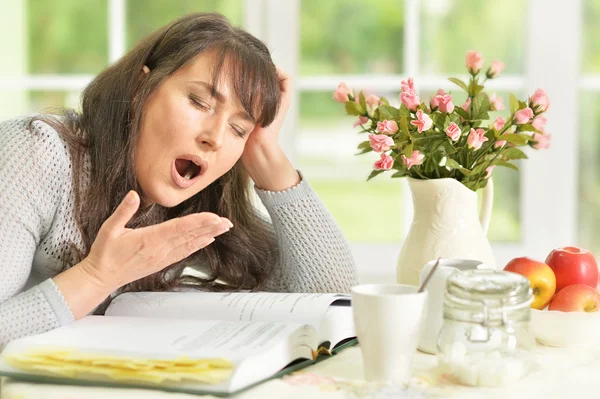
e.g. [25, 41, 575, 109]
[255, 174, 359, 293]
[0, 118, 74, 349]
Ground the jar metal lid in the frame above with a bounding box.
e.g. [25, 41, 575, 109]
[444, 269, 533, 326]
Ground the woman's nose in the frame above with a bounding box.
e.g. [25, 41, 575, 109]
[197, 115, 227, 151]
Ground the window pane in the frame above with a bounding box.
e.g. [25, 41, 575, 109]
[420, 0, 526, 74]
[300, 0, 404, 75]
[579, 92, 600, 254]
[0, 91, 81, 121]
[126, 0, 244, 49]
[28, 0, 108, 74]
[298, 91, 404, 243]
[582, 0, 600, 73]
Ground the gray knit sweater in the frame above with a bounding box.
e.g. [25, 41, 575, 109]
[0, 117, 358, 349]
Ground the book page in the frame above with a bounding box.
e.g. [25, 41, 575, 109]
[106, 291, 350, 332]
[0, 316, 317, 394]
[0, 316, 310, 364]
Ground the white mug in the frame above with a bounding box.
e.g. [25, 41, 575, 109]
[351, 284, 427, 384]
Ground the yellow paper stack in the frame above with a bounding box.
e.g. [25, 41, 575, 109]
[5, 348, 234, 384]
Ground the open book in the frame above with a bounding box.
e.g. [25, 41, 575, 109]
[0, 291, 356, 396]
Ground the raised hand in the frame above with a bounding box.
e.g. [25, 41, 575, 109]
[81, 190, 232, 291]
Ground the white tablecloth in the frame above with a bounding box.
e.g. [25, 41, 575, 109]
[2, 344, 599, 398]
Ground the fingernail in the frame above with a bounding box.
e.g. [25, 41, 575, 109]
[227, 221, 234, 228]
[126, 191, 136, 204]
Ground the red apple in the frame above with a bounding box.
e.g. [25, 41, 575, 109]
[545, 247, 599, 291]
[548, 284, 600, 312]
[504, 257, 556, 310]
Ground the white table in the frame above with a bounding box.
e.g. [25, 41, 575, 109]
[2, 343, 599, 398]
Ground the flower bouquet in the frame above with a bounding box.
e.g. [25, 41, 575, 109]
[333, 51, 551, 192]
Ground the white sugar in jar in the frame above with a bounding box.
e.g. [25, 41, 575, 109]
[436, 269, 535, 387]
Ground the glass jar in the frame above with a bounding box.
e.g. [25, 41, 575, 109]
[436, 269, 535, 387]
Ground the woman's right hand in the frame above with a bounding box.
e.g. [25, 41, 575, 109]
[79, 190, 232, 291]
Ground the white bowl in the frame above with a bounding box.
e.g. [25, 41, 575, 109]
[531, 309, 600, 348]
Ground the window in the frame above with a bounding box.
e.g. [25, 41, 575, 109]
[578, 0, 600, 255]
[1, 0, 586, 282]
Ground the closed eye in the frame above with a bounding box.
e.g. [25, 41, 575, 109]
[230, 123, 246, 138]
[189, 95, 211, 111]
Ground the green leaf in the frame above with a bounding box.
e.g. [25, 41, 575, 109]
[398, 105, 411, 117]
[345, 101, 365, 116]
[359, 91, 367, 110]
[378, 105, 400, 120]
[440, 140, 458, 155]
[471, 162, 488, 176]
[455, 107, 470, 120]
[380, 97, 390, 106]
[367, 169, 385, 181]
[518, 100, 528, 110]
[357, 140, 371, 150]
[495, 160, 519, 171]
[473, 92, 490, 120]
[501, 147, 528, 160]
[501, 133, 529, 146]
[433, 113, 447, 131]
[448, 77, 469, 92]
[473, 84, 485, 96]
[509, 93, 519, 114]
[391, 170, 409, 178]
[403, 143, 414, 158]
[518, 124, 538, 132]
[400, 116, 410, 138]
[445, 158, 472, 175]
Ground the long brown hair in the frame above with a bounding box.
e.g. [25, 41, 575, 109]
[31, 13, 281, 294]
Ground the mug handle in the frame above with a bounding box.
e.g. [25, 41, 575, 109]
[479, 177, 494, 236]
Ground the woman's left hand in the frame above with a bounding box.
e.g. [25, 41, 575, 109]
[241, 67, 300, 191]
[242, 67, 291, 157]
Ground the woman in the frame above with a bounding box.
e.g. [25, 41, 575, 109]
[0, 13, 358, 347]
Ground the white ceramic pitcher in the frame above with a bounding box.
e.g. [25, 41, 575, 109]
[396, 177, 496, 286]
[417, 258, 493, 354]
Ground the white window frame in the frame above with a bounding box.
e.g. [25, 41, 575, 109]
[1, 0, 587, 283]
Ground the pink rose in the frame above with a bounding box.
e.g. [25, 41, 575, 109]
[410, 110, 433, 133]
[494, 140, 507, 148]
[530, 89, 550, 112]
[466, 51, 484, 74]
[376, 120, 399, 134]
[532, 115, 547, 131]
[461, 97, 472, 112]
[374, 153, 394, 170]
[436, 94, 455, 113]
[532, 132, 552, 149]
[489, 93, 504, 111]
[368, 133, 394, 153]
[493, 116, 505, 131]
[467, 128, 489, 150]
[401, 150, 425, 169]
[430, 89, 446, 109]
[513, 107, 534, 125]
[487, 60, 505, 78]
[445, 122, 461, 142]
[400, 91, 420, 111]
[365, 94, 381, 117]
[401, 77, 416, 94]
[485, 166, 495, 179]
[333, 82, 353, 103]
[353, 116, 370, 128]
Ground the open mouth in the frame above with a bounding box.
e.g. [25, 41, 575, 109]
[175, 158, 201, 180]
